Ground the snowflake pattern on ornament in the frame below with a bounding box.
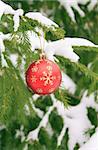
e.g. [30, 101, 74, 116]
[36, 88, 43, 93]
[46, 65, 52, 71]
[31, 66, 38, 72]
[31, 76, 37, 83]
[40, 71, 56, 86]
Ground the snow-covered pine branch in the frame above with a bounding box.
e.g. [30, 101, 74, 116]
[27, 92, 98, 150]
[25, 12, 58, 28]
[0, 0, 62, 67]
[45, 37, 98, 62]
[1, 0, 98, 66]
[0, 0, 23, 32]
[0, 32, 11, 67]
[57, 0, 98, 22]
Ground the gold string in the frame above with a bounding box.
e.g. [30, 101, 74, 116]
[38, 31, 46, 59]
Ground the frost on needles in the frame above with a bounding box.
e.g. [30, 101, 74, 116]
[0, 0, 98, 150]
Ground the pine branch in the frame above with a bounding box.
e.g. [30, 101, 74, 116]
[0, 53, 36, 126]
[20, 16, 65, 40]
[56, 55, 98, 92]
[54, 89, 69, 107]
[73, 46, 98, 53]
[0, 14, 65, 40]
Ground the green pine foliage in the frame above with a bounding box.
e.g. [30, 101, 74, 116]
[0, 0, 98, 149]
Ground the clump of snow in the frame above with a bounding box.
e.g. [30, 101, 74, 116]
[9, 54, 18, 66]
[23, 144, 28, 150]
[45, 122, 53, 137]
[0, 0, 23, 32]
[0, 0, 14, 18]
[30, 98, 44, 118]
[79, 128, 98, 150]
[27, 100, 55, 141]
[0, 32, 11, 67]
[0, 124, 6, 131]
[45, 38, 80, 62]
[25, 12, 58, 27]
[13, 9, 23, 32]
[32, 94, 40, 101]
[15, 125, 26, 142]
[27, 31, 47, 52]
[87, 0, 98, 11]
[57, 0, 98, 22]
[61, 72, 76, 94]
[45, 37, 98, 62]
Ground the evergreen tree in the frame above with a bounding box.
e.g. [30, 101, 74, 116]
[0, 0, 98, 150]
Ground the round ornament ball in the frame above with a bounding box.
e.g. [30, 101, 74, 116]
[26, 58, 62, 95]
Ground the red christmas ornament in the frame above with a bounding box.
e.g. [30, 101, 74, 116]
[26, 58, 62, 95]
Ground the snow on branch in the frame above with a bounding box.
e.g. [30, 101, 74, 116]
[2, 1, 97, 66]
[27, 33, 98, 74]
[45, 37, 98, 62]
[25, 12, 58, 28]
[79, 128, 98, 150]
[27, 32, 79, 62]
[27, 96, 56, 141]
[9, 33, 98, 65]
[0, 0, 23, 32]
[61, 72, 76, 94]
[55, 91, 98, 149]
[27, 92, 98, 150]
[30, 98, 44, 118]
[57, 0, 98, 22]
[27, 31, 47, 52]
[0, 32, 11, 67]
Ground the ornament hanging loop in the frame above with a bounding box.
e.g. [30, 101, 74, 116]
[38, 30, 46, 60]
[40, 52, 46, 59]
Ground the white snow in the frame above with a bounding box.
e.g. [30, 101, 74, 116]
[79, 128, 98, 150]
[27, 33, 98, 65]
[61, 72, 76, 94]
[30, 98, 44, 118]
[45, 122, 53, 137]
[27, 34, 98, 62]
[32, 94, 40, 101]
[45, 37, 98, 62]
[55, 91, 98, 149]
[87, 0, 98, 11]
[27, 31, 47, 52]
[27, 101, 55, 141]
[15, 125, 26, 142]
[13, 9, 23, 32]
[0, 32, 11, 67]
[0, 0, 23, 31]
[0, 124, 6, 130]
[9, 54, 18, 66]
[25, 12, 58, 27]
[57, 0, 98, 22]
[23, 144, 28, 150]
